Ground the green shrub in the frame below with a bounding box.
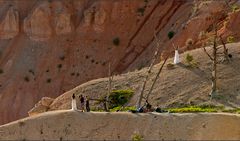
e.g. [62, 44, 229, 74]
[113, 37, 120, 46]
[166, 105, 224, 113]
[185, 53, 198, 68]
[167, 106, 217, 113]
[222, 108, 240, 113]
[108, 89, 134, 108]
[132, 133, 143, 141]
[227, 36, 235, 43]
[168, 31, 175, 39]
[185, 53, 194, 63]
[137, 7, 145, 16]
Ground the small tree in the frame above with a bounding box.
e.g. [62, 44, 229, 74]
[202, 26, 218, 98]
[201, 25, 229, 98]
[113, 37, 120, 46]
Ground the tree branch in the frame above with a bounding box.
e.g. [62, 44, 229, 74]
[203, 47, 214, 60]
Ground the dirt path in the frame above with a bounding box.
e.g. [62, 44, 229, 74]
[0, 110, 240, 140]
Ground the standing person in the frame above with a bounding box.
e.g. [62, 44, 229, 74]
[85, 96, 90, 112]
[71, 94, 77, 110]
[79, 95, 85, 112]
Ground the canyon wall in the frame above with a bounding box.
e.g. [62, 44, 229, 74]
[0, 0, 239, 125]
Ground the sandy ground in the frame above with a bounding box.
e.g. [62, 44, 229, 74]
[0, 110, 240, 140]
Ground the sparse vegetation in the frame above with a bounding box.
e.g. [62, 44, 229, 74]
[18, 121, 25, 127]
[28, 69, 34, 75]
[231, 4, 239, 12]
[107, 89, 134, 109]
[222, 108, 240, 114]
[185, 38, 194, 48]
[137, 7, 145, 16]
[24, 76, 30, 82]
[57, 64, 62, 69]
[0, 69, 3, 74]
[59, 56, 65, 61]
[185, 53, 193, 63]
[102, 61, 106, 66]
[132, 133, 144, 141]
[167, 105, 224, 113]
[137, 62, 145, 70]
[166, 63, 175, 70]
[113, 37, 120, 46]
[227, 36, 235, 43]
[168, 31, 175, 39]
[47, 78, 51, 83]
[110, 106, 136, 112]
[185, 53, 198, 68]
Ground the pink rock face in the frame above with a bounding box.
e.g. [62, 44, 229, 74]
[0, 0, 239, 125]
[0, 7, 19, 39]
[24, 2, 52, 41]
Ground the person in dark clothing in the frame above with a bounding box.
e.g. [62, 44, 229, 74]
[79, 95, 85, 112]
[85, 96, 90, 112]
[72, 94, 75, 99]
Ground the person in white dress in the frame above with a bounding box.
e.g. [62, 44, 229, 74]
[174, 46, 180, 64]
[71, 94, 77, 110]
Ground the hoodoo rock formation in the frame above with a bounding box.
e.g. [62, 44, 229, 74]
[0, 0, 240, 125]
[0, 7, 19, 39]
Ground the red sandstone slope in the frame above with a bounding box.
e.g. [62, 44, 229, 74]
[0, 0, 239, 125]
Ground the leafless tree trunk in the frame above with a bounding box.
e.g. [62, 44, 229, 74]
[106, 63, 113, 111]
[203, 27, 218, 98]
[146, 56, 169, 101]
[137, 33, 162, 109]
[211, 30, 217, 97]
[219, 36, 229, 62]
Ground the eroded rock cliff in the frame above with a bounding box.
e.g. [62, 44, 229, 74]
[0, 0, 240, 125]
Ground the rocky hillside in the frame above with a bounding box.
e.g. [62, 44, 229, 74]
[29, 43, 240, 115]
[0, 0, 240, 125]
[1, 110, 240, 140]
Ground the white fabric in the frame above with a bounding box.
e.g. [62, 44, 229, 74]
[174, 50, 180, 64]
[71, 99, 77, 110]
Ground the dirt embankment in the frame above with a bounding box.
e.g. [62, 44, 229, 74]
[29, 42, 240, 115]
[0, 110, 240, 140]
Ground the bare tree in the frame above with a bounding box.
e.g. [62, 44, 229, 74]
[106, 62, 114, 111]
[219, 35, 230, 62]
[202, 25, 220, 98]
[136, 33, 162, 109]
[145, 56, 169, 101]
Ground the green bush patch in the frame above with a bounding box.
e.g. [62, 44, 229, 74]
[108, 89, 134, 109]
[113, 37, 120, 46]
[166, 105, 224, 113]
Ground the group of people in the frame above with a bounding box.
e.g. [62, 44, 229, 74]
[71, 94, 90, 112]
